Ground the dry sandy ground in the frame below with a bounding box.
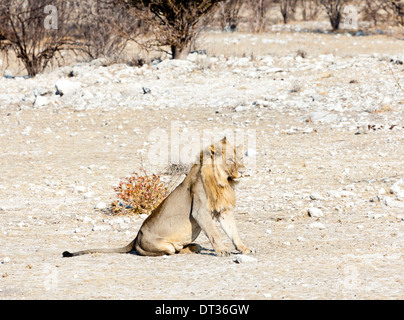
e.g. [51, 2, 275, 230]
[0, 30, 404, 300]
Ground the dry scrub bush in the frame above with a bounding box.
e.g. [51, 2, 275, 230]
[280, 0, 298, 24]
[111, 168, 168, 215]
[118, 0, 225, 59]
[74, 0, 141, 60]
[245, 0, 272, 33]
[320, 0, 347, 30]
[218, 0, 243, 31]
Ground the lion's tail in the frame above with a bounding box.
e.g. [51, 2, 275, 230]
[62, 240, 135, 258]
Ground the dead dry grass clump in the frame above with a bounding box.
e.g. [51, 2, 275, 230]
[111, 168, 168, 216]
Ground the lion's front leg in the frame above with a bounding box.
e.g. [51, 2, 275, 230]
[218, 210, 251, 254]
[191, 198, 230, 257]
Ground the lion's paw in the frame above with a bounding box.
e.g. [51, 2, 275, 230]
[238, 246, 255, 254]
[216, 249, 231, 257]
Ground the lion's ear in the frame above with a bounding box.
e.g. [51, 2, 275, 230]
[221, 136, 227, 144]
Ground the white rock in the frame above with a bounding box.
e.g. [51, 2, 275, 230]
[92, 225, 111, 232]
[340, 190, 356, 198]
[187, 52, 208, 63]
[154, 59, 197, 72]
[390, 179, 404, 200]
[309, 222, 326, 229]
[383, 196, 404, 208]
[319, 53, 335, 62]
[2, 257, 10, 264]
[309, 193, 323, 200]
[21, 126, 32, 136]
[95, 202, 107, 210]
[245, 148, 256, 157]
[261, 55, 274, 65]
[305, 111, 340, 123]
[81, 216, 94, 224]
[83, 192, 94, 199]
[308, 207, 324, 218]
[109, 217, 124, 225]
[372, 213, 387, 219]
[35, 96, 49, 107]
[74, 186, 86, 194]
[55, 79, 82, 97]
[233, 254, 257, 264]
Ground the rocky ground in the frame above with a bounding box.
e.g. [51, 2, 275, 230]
[0, 31, 404, 299]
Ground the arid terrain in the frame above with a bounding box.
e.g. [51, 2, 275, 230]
[1, 29, 404, 299]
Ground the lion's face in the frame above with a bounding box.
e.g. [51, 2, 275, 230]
[201, 137, 245, 187]
[222, 143, 245, 181]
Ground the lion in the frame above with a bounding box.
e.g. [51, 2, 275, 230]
[63, 137, 251, 258]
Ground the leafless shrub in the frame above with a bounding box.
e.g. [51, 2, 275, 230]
[300, 0, 322, 21]
[72, 0, 139, 60]
[320, 0, 348, 30]
[279, 0, 298, 24]
[0, 0, 76, 77]
[118, 0, 224, 59]
[245, 0, 272, 33]
[360, 0, 396, 26]
[391, 0, 404, 25]
[218, 0, 243, 31]
[296, 49, 308, 58]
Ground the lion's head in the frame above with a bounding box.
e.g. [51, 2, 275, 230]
[200, 137, 245, 212]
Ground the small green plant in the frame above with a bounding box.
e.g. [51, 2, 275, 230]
[111, 168, 168, 215]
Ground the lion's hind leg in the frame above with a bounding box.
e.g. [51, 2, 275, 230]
[178, 243, 202, 254]
[135, 237, 177, 256]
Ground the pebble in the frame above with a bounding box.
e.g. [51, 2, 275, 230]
[390, 179, 404, 200]
[92, 225, 111, 232]
[309, 193, 323, 200]
[309, 222, 326, 229]
[233, 254, 258, 264]
[55, 79, 82, 97]
[1, 257, 10, 264]
[83, 192, 94, 199]
[95, 202, 107, 210]
[74, 186, 86, 194]
[245, 148, 256, 157]
[35, 96, 49, 107]
[307, 207, 324, 218]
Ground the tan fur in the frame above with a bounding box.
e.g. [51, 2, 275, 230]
[201, 156, 236, 212]
[63, 137, 251, 258]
